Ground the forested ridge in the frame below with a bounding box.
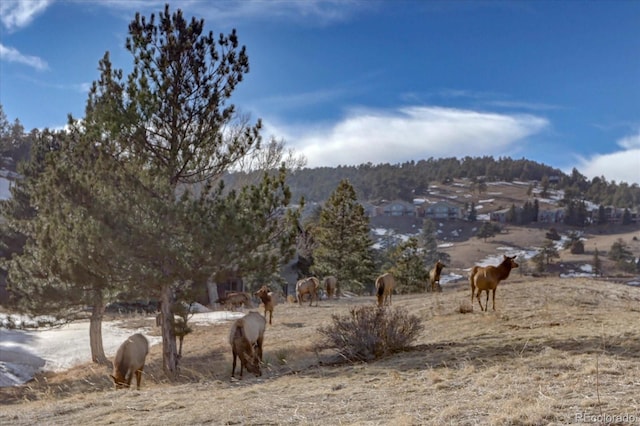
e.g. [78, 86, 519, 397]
[226, 156, 639, 208]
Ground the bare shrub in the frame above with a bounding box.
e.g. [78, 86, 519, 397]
[458, 301, 473, 314]
[315, 305, 423, 362]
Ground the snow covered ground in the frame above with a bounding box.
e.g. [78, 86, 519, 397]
[0, 310, 244, 388]
[0, 175, 12, 200]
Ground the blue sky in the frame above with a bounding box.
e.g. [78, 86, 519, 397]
[1, 0, 639, 184]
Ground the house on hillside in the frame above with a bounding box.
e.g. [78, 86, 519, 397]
[381, 200, 416, 217]
[538, 208, 565, 223]
[490, 208, 512, 223]
[360, 201, 378, 218]
[424, 201, 462, 220]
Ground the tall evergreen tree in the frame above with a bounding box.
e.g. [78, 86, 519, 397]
[311, 179, 375, 294]
[388, 237, 428, 294]
[418, 218, 450, 266]
[592, 247, 602, 277]
[4, 5, 300, 379]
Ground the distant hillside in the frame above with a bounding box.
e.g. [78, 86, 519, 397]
[285, 156, 566, 203]
[281, 156, 639, 212]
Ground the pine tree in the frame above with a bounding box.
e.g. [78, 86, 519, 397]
[608, 238, 634, 272]
[467, 202, 477, 222]
[388, 237, 428, 294]
[3, 5, 300, 379]
[419, 218, 438, 264]
[311, 180, 375, 294]
[419, 218, 450, 266]
[540, 238, 560, 265]
[476, 221, 498, 242]
[592, 247, 602, 276]
[506, 204, 517, 224]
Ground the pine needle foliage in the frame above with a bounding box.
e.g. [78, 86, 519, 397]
[311, 179, 375, 293]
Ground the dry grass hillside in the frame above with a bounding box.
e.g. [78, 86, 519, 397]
[2, 276, 640, 425]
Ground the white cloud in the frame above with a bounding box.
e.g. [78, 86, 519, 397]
[265, 106, 548, 168]
[70, 0, 367, 26]
[0, 0, 52, 31]
[617, 132, 640, 150]
[0, 43, 48, 70]
[576, 130, 640, 185]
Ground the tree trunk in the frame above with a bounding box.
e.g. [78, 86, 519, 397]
[89, 296, 108, 365]
[160, 283, 179, 380]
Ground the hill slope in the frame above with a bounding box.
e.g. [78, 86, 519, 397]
[2, 277, 639, 425]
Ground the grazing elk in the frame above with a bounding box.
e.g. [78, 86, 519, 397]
[296, 277, 320, 306]
[323, 276, 338, 299]
[254, 285, 275, 325]
[110, 333, 149, 390]
[229, 312, 266, 378]
[469, 255, 519, 311]
[375, 273, 395, 307]
[216, 291, 252, 310]
[429, 260, 446, 292]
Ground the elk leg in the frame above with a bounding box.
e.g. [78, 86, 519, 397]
[492, 289, 496, 311]
[135, 368, 142, 389]
[475, 290, 483, 311]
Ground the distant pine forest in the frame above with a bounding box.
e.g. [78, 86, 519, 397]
[229, 156, 639, 208]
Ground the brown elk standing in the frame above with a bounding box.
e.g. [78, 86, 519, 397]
[110, 333, 149, 390]
[429, 260, 446, 292]
[469, 255, 519, 311]
[229, 311, 266, 378]
[254, 285, 275, 325]
[375, 273, 395, 307]
[296, 277, 320, 306]
[323, 276, 338, 299]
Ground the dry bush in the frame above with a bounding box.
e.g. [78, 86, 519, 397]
[458, 300, 473, 314]
[315, 305, 423, 362]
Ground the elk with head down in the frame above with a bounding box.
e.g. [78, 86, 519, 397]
[296, 277, 320, 306]
[469, 255, 519, 311]
[323, 276, 338, 299]
[429, 260, 446, 292]
[229, 311, 266, 378]
[216, 291, 252, 310]
[375, 272, 395, 307]
[110, 333, 149, 390]
[254, 285, 275, 325]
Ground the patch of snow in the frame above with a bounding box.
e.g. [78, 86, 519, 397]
[580, 264, 593, 273]
[0, 176, 12, 200]
[0, 310, 244, 387]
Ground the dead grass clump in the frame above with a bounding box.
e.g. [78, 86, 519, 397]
[315, 305, 423, 362]
[458, 300, 473, 314]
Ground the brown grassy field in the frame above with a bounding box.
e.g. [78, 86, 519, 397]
[2, 275, 640, 425]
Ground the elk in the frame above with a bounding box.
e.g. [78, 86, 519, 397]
[469, 255, 519, 311]
[254, 285, 275, 325]
[375, 273, 395, 307]
[229, 312, 266, 378]
[296, 277, 320, 306]
[110, 333, 149, 390]
[429, 260, 446, 292]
